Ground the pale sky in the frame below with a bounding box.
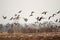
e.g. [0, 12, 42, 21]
[0, 0, 60, 24]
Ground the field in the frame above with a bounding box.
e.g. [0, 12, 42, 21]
[0, 32, 60, 40]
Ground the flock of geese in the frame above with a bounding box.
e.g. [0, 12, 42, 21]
[2, 10, 60, 24]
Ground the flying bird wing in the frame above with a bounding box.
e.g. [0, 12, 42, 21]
[39, 17, 45, 21]
[42, 11, 47, 14]
[15, 14, 17, 16]
[52, 14, 56, 17]
[2, 16, 7, 19]
[16, 15, 20, 19]
[29, 11, 34, 16]
[57, 11, 60, 14]
[18, 10, 22, 13]
[48, 16, 51, 20]
[10, 17, 13, 20]
[55, 19, 58, 22]
[36, 17, 39, 21]
[59, 21, 60, 22]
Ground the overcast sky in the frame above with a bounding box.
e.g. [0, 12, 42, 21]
[0, 0, 60, 24]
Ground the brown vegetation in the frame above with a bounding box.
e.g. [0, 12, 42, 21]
[0, 32, 60, 40]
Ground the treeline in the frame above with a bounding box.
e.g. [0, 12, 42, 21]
[0, 22, 60, 33]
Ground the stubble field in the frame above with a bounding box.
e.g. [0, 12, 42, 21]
[0, 32, 60, 40]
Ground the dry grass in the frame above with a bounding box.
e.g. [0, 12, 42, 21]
[0, 32, 60, 40]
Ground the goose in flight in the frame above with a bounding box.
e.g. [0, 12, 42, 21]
[48, 16, 52, 20]
[58, 18, 60, 22]
[57, 10, 60, 14]
[2, 16, 7, 19]
[18, 10, 22, 13]
[35, 17, 39, 24]
[16, 15, 20, 20]
[55, 19, 58, 22]
[15, 14, 17, 16]
[23, 18, 28, 22]
[10, 17, 13, 20]
[42, 11, 47, 15]
[39, 17, 45, 21]
[29, 11, 34, 16]
[52, 14, 56, 17]
[59, 20, 60, 22]
[36, 17, 39, 21]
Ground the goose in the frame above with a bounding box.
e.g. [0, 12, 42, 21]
[29, 11, 34, 16]
[57, 10, 60, 14]
[42, 11, 47, 15]
[18, 10, 22, 13]
[2, 16, 7, 19]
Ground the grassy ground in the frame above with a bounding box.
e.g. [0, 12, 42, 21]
[0, 32, 60, 40]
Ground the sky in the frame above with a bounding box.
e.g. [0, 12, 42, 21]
[0, 0, 60, 24]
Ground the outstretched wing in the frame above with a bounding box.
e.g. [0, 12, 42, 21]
[18, 10, 22, 13]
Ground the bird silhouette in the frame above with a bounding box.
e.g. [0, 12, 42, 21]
[10, 17, 13, 20]
[35, 17, 39, 24]
[52, 14, 56, 17]
[35, 17, 45, 24]
[29, 11, 34, 16]
[39, 17, 45, 21]
[48, 16, 52, 20]
[15, 14, 17, 16]
[42, 11, 47, 15]
[23, 18, 28, 22]
[18, 10, 22, 13]
[2, 16, 7, 19]
[13, 18, 15, 20]
[36, 16, 45, 21]
[31, 11, 34, 13]
[55, 19, 58, 22]
[59, 20, 60, 22]
[36, 17, 39, 21]
[16, 15, 20, 19]
[57, 10, 60, 14]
